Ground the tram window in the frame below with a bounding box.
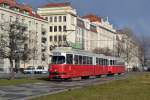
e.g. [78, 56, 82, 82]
[96, 58, 98, 65]
[113, 60, 115, 65]
[90, 57, 93, 65]
[98, 58, 101, 65]
[106, 59, 108, 65]
[104, 59, 106, 65]
[112, 60, 114, 65]
[98, 58, 100, 65]
[99, 58, 102, 65]
[101, 59, 103, 65]
[101, 59, 104, 65]
[103, 59, 107, 66]
[114, 60, 116, 65]
[83, 56, 87, 64]
[66, 54, 73, 64]
[79, 55, 82, 64]
[110, 60, 112, 65]
[74, 55, 79, 64]
[87, 57, 90, 64]
[51, 56, 65, 64]
[86, 56, 88, 64]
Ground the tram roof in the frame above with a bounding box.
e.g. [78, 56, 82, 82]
[51, 47, 120, 60]
[52, 47, 96, 56]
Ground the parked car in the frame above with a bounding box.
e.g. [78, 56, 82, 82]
[23, 66, 36, 74]
[35, 66, 48, 74]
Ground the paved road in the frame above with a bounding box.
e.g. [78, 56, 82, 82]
[0, 74, 127, 100]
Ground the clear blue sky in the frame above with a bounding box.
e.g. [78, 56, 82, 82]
[17, 0, 150, 36]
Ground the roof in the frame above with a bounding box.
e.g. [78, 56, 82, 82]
[51, 47, 119, 60]
[82, 14, 101, 22]
[0, 0, 44, 20]
[41, 2, 70, 8]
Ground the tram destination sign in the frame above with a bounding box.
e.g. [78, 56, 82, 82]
[53, 52, 61, 56]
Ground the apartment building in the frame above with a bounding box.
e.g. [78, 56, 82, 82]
[37, 3, 76, 52]
[37, 3, 117, 53]
[0, 0, 49, 73]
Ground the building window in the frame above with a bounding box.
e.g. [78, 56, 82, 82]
[10, 16, 13, 22]
[42, 54, 46, 61]
[29, 21, 31, 26]
[42, 37, 47, 43]
[54, 26, 57, 32]
[59, 16, 62, 22]
[42, 48, 46, 52]
[54, 16, 57, 22]
[59, 26, 62, 32]
[58, 35, 62, 41]
[50, 36, 53, 42]
[54, 35, 57, 42]
[22, 18, 25, 23]
[16, 17, 19, 22]
[63, 16, 66, 22]
[49, 26, 53, 32]
[45, 17, 48, 21]
[42, 31, 46, 35]
[63, 26, 66, 32]
[1, 14, 4, 20]
[49, 16, 53, 22]
[63, 35, 66, 41]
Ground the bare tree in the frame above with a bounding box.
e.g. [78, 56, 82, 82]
[116, 28, 144, 70]
[115, 35, 126, 57]
[138, 35, 150, 67]
[0, 20, 29, 79]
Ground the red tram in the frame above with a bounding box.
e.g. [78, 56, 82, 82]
[48, 47, 125, 79]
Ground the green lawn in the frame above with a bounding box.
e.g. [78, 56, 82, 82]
[31, 73, 150, 100]
[0, 78, 47, 86]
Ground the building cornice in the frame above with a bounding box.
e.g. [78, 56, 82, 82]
[0, 7, 48, 23]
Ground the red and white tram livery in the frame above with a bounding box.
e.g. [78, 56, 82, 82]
[48, 47, 125, 79]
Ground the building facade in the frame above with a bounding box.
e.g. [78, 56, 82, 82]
[37, 3, 117, 53]
[0, 1, 143, 73]
[0, 0, 49, 73]
[37, 3, 77, 52]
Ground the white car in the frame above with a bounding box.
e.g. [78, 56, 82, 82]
[34, 66, 48, 74]
[24, 66, 36, 74]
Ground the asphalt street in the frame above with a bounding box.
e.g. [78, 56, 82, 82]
[0, 74, 127, 100]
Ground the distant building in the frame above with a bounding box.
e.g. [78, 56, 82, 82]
[0, 0, 49, 73]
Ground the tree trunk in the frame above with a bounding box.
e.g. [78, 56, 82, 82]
[9, 58, 15, 79]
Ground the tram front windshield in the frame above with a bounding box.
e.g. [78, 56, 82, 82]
[51, 56, 65, 64]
